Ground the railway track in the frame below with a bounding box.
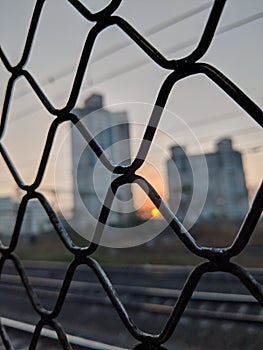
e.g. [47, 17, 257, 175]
[2, 261, 263, 292]
[1, 263, 262, 349]
[1, 273, 262, 324]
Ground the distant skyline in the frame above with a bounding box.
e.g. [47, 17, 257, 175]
[0, 0, 262, 217]
[167, 137, 249, 226]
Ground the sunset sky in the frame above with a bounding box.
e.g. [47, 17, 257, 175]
[0, 0, 262, 219]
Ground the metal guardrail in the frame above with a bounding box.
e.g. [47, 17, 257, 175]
[1, 317, 129, 350]
[0, 0, 262, 349]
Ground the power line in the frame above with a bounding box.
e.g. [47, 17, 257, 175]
[90, 2, 212, 62]
[9, 5, 263, 101]
[10, 2, 212, 101]
[144, 109, 262, 142]
[1, 125, 261, 172]
[194, 126, 262, 146]
[3, 10, 263, 123]
[166, 11, 263, 56]
[241, 145, 263, 154]
[92, 11, 263, 85]
[167, 110, 249, 134]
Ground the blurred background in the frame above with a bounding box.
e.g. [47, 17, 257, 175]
[0, 0, 262, 262]
[0, 1, 263, 349]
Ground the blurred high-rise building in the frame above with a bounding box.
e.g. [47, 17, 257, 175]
[167, 138, 249, 223]
[71, 94, 133, 232]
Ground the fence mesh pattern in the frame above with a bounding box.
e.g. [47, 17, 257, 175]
[0, 0, 263, 349]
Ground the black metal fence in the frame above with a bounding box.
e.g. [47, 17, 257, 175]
[0, 0, 262, 349]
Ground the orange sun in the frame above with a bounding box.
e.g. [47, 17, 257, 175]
[151, 208, 161, 218]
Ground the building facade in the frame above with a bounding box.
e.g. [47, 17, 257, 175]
[0, 197, 52, 237]
[167, 138, 249, 222]
[71, 94, 133, 231]
[0, 197, 17, 237]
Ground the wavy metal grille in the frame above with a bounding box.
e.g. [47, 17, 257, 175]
[0, 0, 262, 349]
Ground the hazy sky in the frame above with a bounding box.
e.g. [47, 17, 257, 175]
[0, 0, 262, 215]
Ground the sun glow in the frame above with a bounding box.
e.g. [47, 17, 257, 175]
[151, 207, 161, 218]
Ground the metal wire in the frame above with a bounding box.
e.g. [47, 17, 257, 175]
[0, 0, 262, 349]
